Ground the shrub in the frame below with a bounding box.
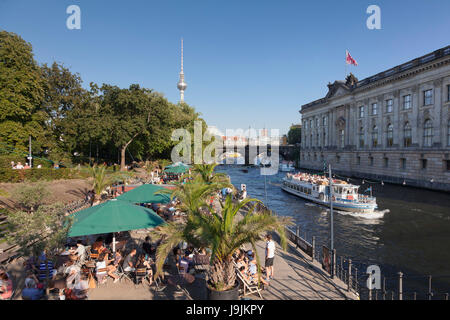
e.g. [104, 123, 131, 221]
[0, 168, 90, 183]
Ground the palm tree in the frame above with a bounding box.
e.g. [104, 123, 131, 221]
[151, 195, 292, 292]
[192, 163, 229, 185]
[89, 165, 109, 205]
[157, 175, 227, 215]
[89, 165, 136, 205]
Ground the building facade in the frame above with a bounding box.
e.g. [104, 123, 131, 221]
[299, 46, 450, 191]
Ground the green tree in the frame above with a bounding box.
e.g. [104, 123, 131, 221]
[6, 202, 72, 284]
[287, 125, 302, 145]
[0, 31, 45, 153]
[96, 84, 172, 171]
[13, 182, 50, 213]
[40, 62, 86, 164]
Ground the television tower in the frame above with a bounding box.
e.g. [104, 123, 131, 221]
[177, 38, 187, 103]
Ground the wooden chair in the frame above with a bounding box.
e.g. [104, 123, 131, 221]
[89, 252, 99, 261]
[96, 268, 108, 286]
[134, 268, 148, 287]
[235, 269, 263, 299]
[193, 254, 210, 273]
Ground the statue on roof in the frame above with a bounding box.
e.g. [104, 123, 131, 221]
[345, 73, 358, 87]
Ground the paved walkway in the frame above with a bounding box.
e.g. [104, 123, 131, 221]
[236, 203, 358, 300]
[247, 238, 357, 300]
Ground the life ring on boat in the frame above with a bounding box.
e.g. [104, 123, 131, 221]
[319, 193, 325, 201]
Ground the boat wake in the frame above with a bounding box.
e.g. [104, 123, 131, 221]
[336, 209, 389, 219]
[305, 203, 317, 207]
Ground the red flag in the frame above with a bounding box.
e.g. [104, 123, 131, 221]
[346, 50, 358, 66]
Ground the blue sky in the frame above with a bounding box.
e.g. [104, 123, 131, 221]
[0, 0, 449, 135]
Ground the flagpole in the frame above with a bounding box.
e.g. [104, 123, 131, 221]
[345, 50, 347, 78]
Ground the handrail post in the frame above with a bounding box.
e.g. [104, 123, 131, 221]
[332, 249, 336, 279]
[382, 277, 386, 300]
[428, 275, 433, 300]
[445, 293, 448, 301]
[347, 259, 352, 292]
[311, 236, 315, 262]
[398, 272, 403, 300]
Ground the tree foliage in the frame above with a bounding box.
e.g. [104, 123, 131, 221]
[0, 30, 206, 169]
[287, 126, 302, 145]
[0, 31, 45, 153]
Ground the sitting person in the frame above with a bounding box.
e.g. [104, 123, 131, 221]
[103, 253, 120, 283]
[193, 247, 210, 268]
[91, 236, 106, 254]
[70, 240, 87, 264]
[122, 248, 137, 272]
[96, 253, 119, 284]
[135, 254, 153, 285]
[72, 273, 89, 299]
[24, 271, 40, 289]
[21, 280, 44, 300]
[247, 255, 269, 287]
[64, 258, 81, 278]
[112, 250, 123, 267]
[235, 251, 247, 269]
[177, 252, 191, 274]
[37, 253, 57, 282]
[0, 273, 13, 300]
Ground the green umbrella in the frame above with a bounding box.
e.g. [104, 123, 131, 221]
[68, 199, 165, 240]
[165, 162, 189, 169]
[164, 165, 189, 174]
[116, 184, 171, 204]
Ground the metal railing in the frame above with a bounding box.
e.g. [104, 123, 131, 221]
[283, 222, 450, 300]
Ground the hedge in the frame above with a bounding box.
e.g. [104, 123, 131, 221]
[0, 168, 90, 183]
[0, 155, 52, 169]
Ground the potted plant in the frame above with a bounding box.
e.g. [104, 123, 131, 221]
[152, 191, 291, 300]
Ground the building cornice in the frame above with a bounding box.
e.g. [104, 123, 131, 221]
[300, 46, 450, 114]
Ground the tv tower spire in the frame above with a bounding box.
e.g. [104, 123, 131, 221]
[177, 38, 187, 103]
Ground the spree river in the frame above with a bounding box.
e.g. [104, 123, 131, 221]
[216, 165, 450, 298]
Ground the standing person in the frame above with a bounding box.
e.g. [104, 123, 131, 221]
[265, 234, 276, 280]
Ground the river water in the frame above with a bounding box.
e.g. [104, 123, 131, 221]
[216, 165, 450, 299]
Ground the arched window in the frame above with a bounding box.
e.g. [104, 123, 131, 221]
[423, 119, 433, 147]
[359, 127, 364, 148]
[372, 126, 378, 147]
[323, 129, 327, 147]
[404, 122, 412, 147]
[387, 124, 393, 147]
[340, 129, 345, 148]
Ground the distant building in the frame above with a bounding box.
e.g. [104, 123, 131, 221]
[299, 46, 450, 191]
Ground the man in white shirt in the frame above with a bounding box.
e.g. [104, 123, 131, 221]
[265, 234, 276, 280]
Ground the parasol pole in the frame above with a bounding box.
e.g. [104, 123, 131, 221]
[112, 232, 116, 252]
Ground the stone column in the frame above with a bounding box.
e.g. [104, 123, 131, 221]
[433, 78, 443, 147]
[378, 95, 385, 148]
[411, 85, 420, 147]
[364, 99, 370, 149]
[393, 90, 400, 147]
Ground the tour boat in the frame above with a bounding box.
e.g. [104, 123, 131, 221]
[281, 172, 377, 213]
[280, 162, 295, 172]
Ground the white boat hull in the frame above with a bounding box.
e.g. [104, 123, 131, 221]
[281, 185, 377, 214]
